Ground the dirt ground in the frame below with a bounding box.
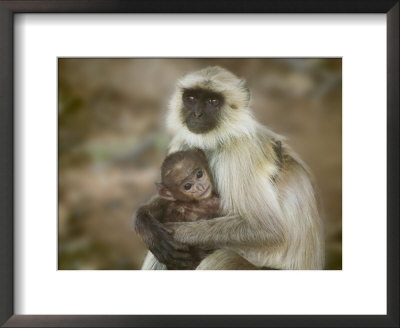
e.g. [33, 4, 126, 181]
[58, 58, 342, 270]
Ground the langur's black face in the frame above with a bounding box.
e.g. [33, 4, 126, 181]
[181, 88, 224, 134]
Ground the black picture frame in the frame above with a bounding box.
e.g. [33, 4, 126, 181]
[0, 1, 398, 327]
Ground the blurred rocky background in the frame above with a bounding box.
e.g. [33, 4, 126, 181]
[58, 58, 341, 270]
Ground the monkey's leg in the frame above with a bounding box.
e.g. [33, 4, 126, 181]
[196, 249, 260, 270]
[141, 251, 167, 270]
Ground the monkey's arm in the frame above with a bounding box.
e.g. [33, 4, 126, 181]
[166, 214, 285, 248]
[133, 197, 197, 269]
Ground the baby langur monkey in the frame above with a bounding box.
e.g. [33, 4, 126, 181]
[135, 148, 220, 269]
[156, 148, 220, 223]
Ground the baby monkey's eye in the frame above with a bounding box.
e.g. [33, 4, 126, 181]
[196, 170, 203, 178]
[208, 99, 219, 106]
[184, 183, 192, 190]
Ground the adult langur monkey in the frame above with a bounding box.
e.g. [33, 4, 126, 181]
[134, 66, 325, 270]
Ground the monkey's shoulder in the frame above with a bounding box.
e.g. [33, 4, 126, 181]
[136, 196, 170, 218]
[165, 201, 187, 222]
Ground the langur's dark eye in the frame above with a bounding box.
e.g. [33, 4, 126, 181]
[196, 170, 203, 178]
[208, 99, 219, 106]
[186, 95, 196, 103]
[184, 183, 192, 190]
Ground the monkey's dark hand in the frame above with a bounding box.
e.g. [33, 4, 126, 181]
[134, 208, 197, 269]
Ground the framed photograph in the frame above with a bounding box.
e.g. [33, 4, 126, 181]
[0, 1, 398, 327]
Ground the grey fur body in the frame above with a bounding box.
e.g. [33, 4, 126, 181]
[141, 66, 325, 270]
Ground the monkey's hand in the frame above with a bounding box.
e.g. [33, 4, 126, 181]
[133, 207, 198, 269]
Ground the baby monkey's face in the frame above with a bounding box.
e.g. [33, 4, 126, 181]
[167, 158, 213, 201]
[180, 164, 213, 201]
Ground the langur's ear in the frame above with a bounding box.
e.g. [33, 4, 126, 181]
[155, 182, 176, 201]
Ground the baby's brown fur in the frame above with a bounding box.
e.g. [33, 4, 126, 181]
[157, 148, 221, 224]
[136, 149, 221, 269]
